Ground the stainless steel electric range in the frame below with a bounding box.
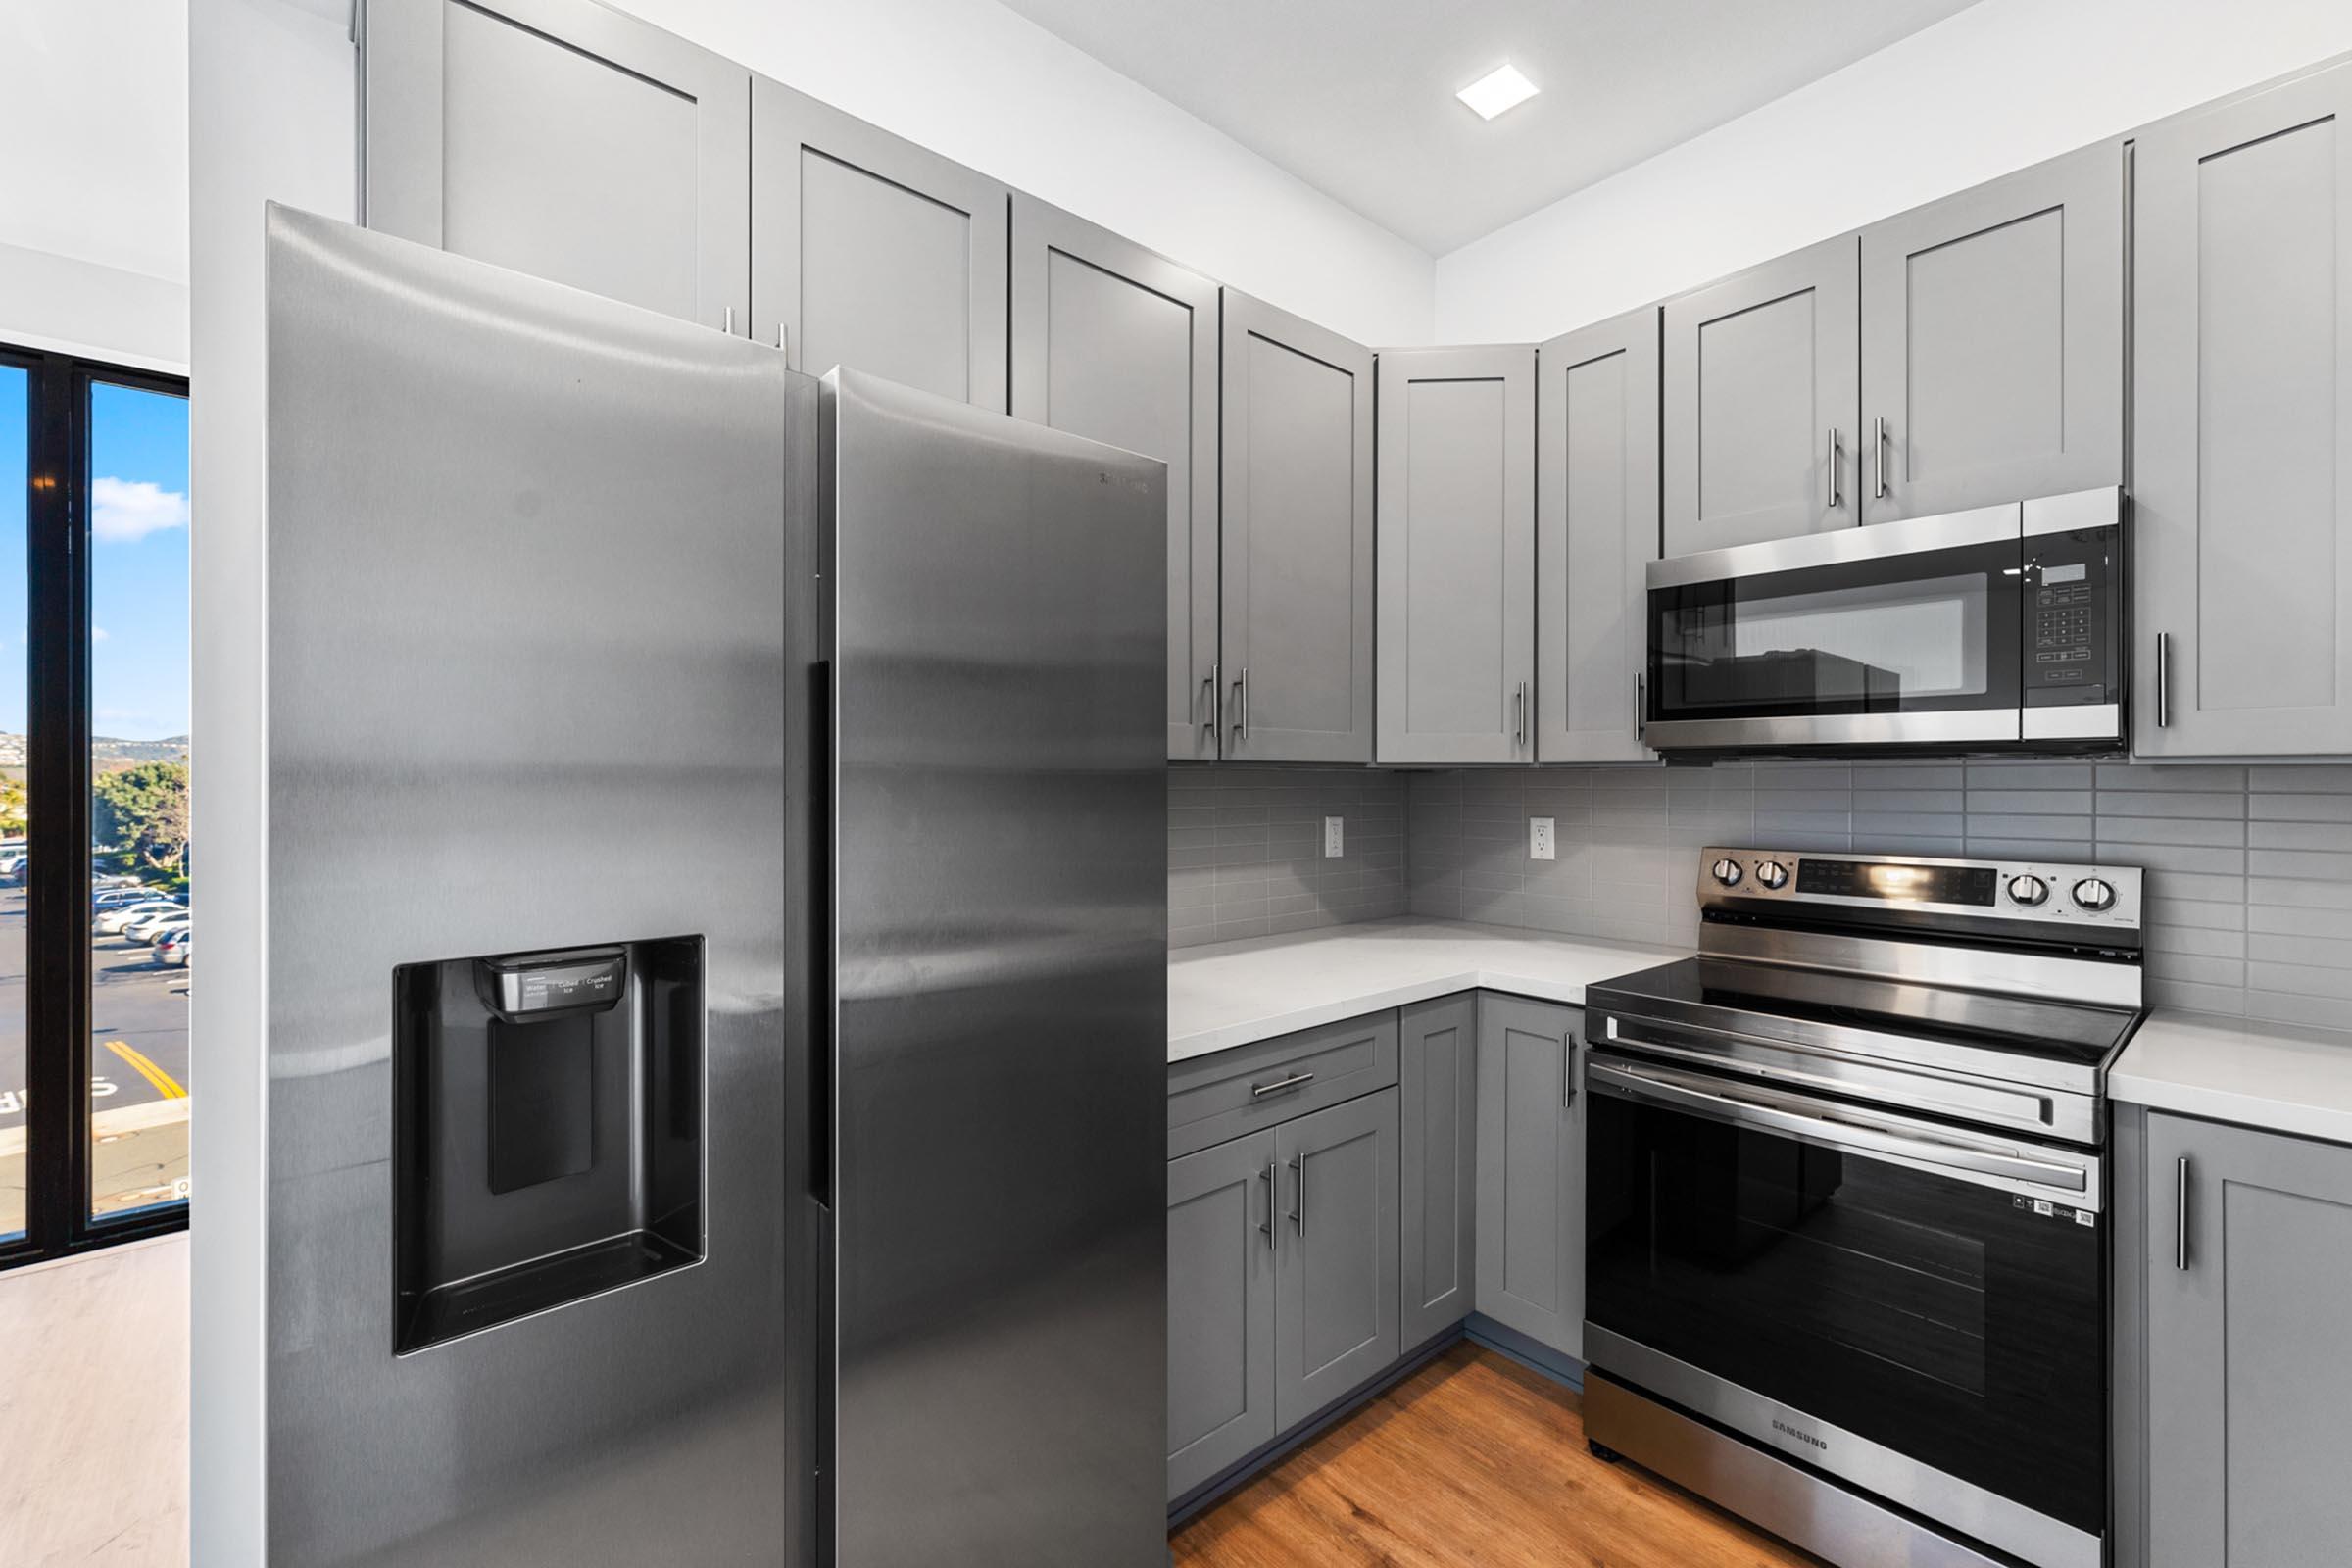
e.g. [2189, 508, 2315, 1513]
[1581, 847, 2146, 1568]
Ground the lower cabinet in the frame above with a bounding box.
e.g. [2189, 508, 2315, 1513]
[2134, 1111, 2352, 1565]
[1165, 1083, 1399, 1501]
[1399, 995, 1478, 1344]
[1474, 995, 1584, 1358]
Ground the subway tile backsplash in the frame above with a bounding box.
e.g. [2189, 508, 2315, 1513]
[1402, 760, 2352, 1026]
[1169, 767, 1407, 946]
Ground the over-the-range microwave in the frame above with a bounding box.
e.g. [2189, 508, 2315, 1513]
[1641, 488, 2125, 759]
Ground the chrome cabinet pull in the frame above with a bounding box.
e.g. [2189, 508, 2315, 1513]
[1872, 416, 1887, 500]
[2155, 633, 2171, 729]
[722, 305, 736, 335]
[1634, 671, 1646, 743]
[1202, 661, 1220, 740]
[1250, 1071, 1315, 1099]
[1231, 666, 1250, 744]
[1289, 1155, 1304, 1236]
[1260, 1160, 1277, 1251]
[1514, 680, 1528, 749]
[2175, 1155, 2191, 1270]
[1564, 1036, 1579, 1108]
[1826, 427, 1843, 510]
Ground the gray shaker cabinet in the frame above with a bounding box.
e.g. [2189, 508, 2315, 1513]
[1273, 1088, 1400, 1428]
[2140, 1112, 2352, 1566]
[2132, 61, 2352, 757]
[1860, 141, 2125, 525]
[751, 76, 1008, 410]
[1220, 290, 1376, 764]
[1375, 346, 1537, 765]
[362, 0, 750, 332]
[1165, 1127, 1279, 1501]
[1398, 996, 1479, 1346]
[1537, 308, 1660, 763]
[1474, 996, 1584, 1358]
[1662, 235, 1860, 556]
[1009, 196, 1221, 761]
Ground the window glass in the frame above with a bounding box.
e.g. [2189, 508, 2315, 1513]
[0, 366, 25, 1242]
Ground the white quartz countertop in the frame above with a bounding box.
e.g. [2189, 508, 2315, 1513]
[1168, 917, 1688, 1063]
[2110, 1009, 2352, 1148]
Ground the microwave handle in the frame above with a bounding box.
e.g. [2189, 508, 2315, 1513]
[1587, 1057, 2092, 1199]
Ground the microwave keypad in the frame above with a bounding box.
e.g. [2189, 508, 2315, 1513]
[2026, 545, 2114, 706]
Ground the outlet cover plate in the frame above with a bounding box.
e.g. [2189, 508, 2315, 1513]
[1530, 816, 1555, 860]
[1324, 816, 1345, 858]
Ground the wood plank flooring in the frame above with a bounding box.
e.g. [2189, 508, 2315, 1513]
[1170, 1343, 1823, 1568]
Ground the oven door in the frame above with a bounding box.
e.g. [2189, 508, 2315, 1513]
[1645, 504, 2024, 752]
[1584, 1052, 2104, 1568]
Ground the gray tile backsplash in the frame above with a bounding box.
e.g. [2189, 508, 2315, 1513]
[1169, 767, 1407, 947]
[1402, 760, 2352, 1029]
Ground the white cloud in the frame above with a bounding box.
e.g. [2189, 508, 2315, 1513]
[91, 477, 188, 543]
[92, 626, 109, 641]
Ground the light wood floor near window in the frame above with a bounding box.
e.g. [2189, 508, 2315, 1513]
[1171, 1342, 1822, 1568]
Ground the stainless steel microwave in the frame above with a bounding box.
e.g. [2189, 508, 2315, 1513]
[1642, 488, 2125, 758]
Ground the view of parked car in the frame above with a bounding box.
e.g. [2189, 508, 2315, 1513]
[156, 930, 190, 967]
[96, 900, 183, 935]
[126, 911, 191, 945]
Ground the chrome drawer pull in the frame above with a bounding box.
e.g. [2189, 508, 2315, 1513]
[1250, 1071, 1316, 1099]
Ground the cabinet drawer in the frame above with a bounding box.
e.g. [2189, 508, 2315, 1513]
[1168, 1012, 1399, 1159]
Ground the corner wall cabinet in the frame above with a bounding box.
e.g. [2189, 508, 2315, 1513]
[1374, 346, 1537, 764]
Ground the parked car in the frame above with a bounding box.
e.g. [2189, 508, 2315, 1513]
[122, 908, 192, 943]
[98, 900, 183, 935]
[156, 931, 190, 967]
[94, 886, 166, 909]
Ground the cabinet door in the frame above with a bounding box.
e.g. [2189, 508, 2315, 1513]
[1861, 142, 2125, 523]
[751, 76, 1008, 410]
[1010, 196, 1221, 761]
[1538, 308, 1660, 763]
[1273, 1089, 1399, 1428]
[1166, 1129, 1279, 1501]
[1662, 235, 1860, 556]
[363, 0, 749, 332]
[1474, 996, 1583, 1357]
[1375, 346, 1537, 764]
[1221, 290, 1376, 763]
[2146, 1113, 2352, 1566]
[2134, 64, 2352, 756]
[1399, 996, 1478, 1346]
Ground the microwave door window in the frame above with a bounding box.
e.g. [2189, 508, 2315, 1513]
[1653, 542, 2023, 724]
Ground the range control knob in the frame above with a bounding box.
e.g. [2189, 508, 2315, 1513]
[1754, 860, 1789, 890]
[2006, 874, 2050, 907]
[2073, 877, 2117, 912]
[1711, 857, 1744, 888]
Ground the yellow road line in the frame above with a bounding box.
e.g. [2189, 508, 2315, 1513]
[103, 1039, 187, 1101]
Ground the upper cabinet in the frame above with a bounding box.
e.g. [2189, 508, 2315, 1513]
[751, 77, 1008, 409]
[1860, 143, 2125, 524]
[2133, 61, 2352, 757]
[1537, 308, 1660, 764]
[363, 0, 750, 332]
[1375, 346, 1537, 764]
[1009, 198, 1221, 761]
[1662, 236, 1860, 557]
[1220, 291, 1376, 764]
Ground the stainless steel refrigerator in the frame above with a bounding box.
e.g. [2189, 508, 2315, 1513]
[261, 205, 1166, 1566]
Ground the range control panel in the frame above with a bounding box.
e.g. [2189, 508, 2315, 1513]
[1699, 848, 2142, 931]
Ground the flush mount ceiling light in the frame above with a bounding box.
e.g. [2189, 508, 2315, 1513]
[1456, 62, 1539, 121]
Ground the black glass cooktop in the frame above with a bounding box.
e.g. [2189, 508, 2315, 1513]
[1587, 956, 2143, 1070]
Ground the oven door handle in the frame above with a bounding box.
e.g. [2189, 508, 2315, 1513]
[1586, 1058, 2091, 1197]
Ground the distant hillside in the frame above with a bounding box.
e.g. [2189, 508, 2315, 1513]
[0, 733, 188, 767]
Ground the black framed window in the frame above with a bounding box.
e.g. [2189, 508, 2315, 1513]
[1, 346, 190, 1270]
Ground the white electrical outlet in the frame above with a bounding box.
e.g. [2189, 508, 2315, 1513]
[1324, 816, 1345, 858]
[1529, 816, 1555, 860]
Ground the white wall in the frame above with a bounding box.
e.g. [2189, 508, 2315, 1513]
[0, 2, 189, 368]
[623, 0, 1435, 345]
[187, 0, 358, 1560]
[1435, 0, 2352, 343]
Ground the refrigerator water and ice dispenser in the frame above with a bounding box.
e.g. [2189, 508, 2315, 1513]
[391, 938, 704, 1354]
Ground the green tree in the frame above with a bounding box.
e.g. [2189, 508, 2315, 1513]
[92, 761, 189, 872]
[0, 775, 24, 837]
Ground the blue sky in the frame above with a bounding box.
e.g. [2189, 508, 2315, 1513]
[0, 372, 189, 742]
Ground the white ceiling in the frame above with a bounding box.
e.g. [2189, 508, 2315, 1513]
[996, 0, 1984, 255]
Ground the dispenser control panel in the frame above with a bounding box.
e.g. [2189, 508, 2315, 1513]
[476, 947, 628, 1019]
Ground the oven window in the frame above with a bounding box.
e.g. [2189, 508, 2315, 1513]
[1650, 539, 2022, 722]
[1586, 1083, 2104, 1534]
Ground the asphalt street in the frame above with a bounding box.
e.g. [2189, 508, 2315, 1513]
[0, 887, 190, 1131]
